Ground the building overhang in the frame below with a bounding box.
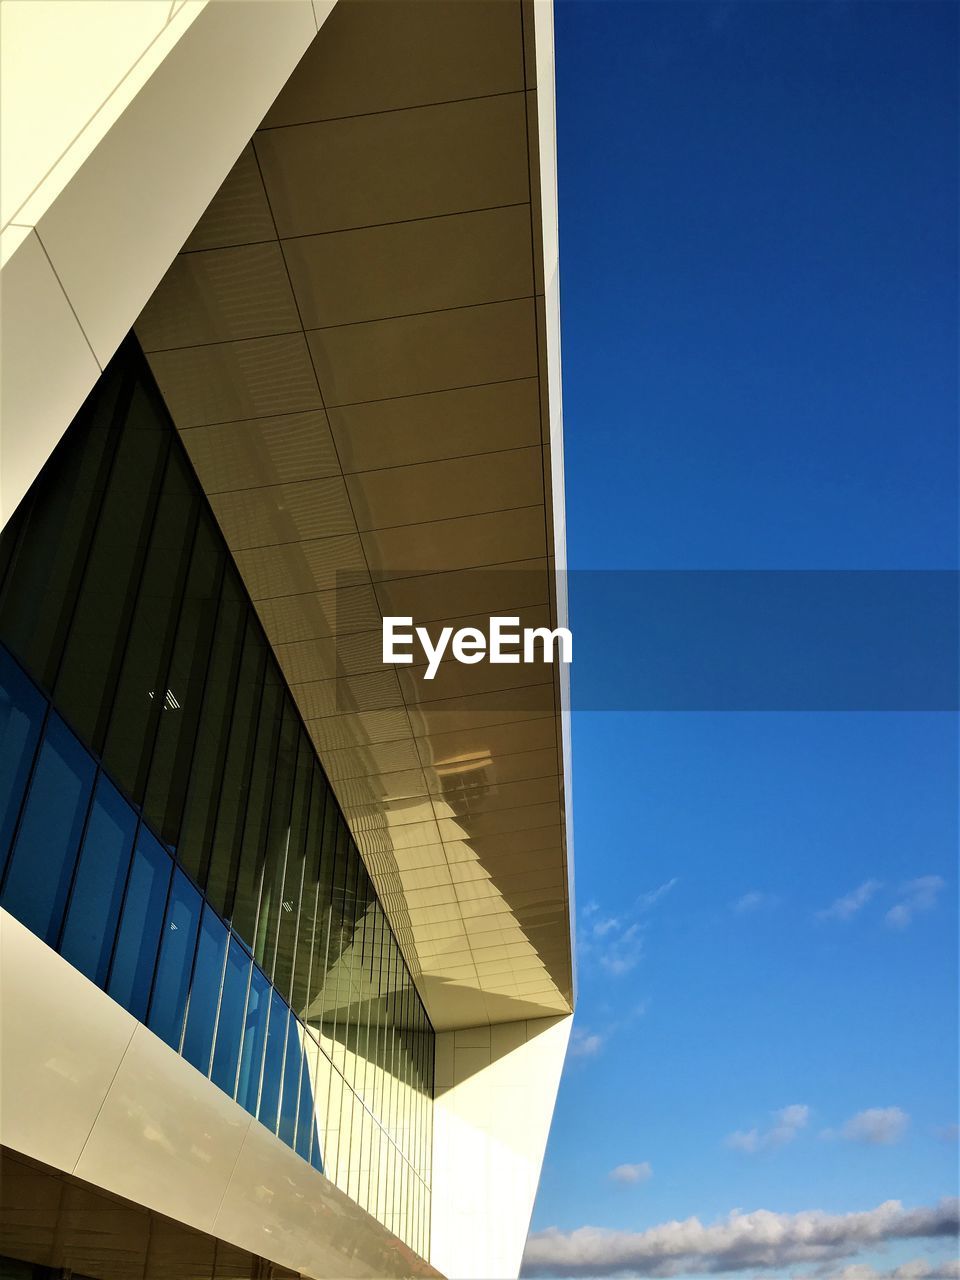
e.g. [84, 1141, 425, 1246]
[135, 0, 574, 1031]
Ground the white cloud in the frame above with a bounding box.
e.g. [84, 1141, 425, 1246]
[569, 1027, 604, 1058]
[521, 1197, 960, 1277]
[838, 1107, 909, 1145]
[732, 891, 778, 913]
[796, 1259, 960, 1280]
[610, 1163, 653, 1185]
[579, 880, 678, 978]
[885, 877, 946, 930]
[817, 880, 883, 922]
[726, 1104, 810, 1153]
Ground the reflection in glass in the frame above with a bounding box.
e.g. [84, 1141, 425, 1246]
[108, 827, 172, 1021]
[60, 775, 137, 985]
[182, 905, 229, 1074]
[211, 937, 250, 1096]
[149, 869, 202, 1050]
[0, 647, 45, 864]
[2, 714, 95, 945]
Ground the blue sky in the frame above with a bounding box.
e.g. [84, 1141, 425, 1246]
[525, 3, 958, 1278]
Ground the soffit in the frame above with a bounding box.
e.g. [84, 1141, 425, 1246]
[136, 0, 571, 1031]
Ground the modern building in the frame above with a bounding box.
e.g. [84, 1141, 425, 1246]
[0, 3, 574, 1279]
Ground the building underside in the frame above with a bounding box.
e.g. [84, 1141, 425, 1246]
[0, 3, 574, 1278]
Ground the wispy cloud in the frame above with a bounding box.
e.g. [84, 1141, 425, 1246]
[821, 1107, 910, 1146]
[569, 1026, 604, 1058]
[521, 1198, 960, 1277]
[794, 1259, 960, 1280]
[609, 1162, 653, 1185]
[726, 1104, 810, 1153]
[579, 880, 678, 977]
[732, 890, 779, 914]
[885, 877, 946, 930]
[817, 880, 883, 922]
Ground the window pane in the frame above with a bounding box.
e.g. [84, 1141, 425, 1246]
[60, 775, 137, 986]
[181, 905, 229, 1075]
[205, 617, 265, 918]
[237, 965, 270, 1115]
[1, 714, 95, 945]
[53, 381, 168, 753]
[148, 869, 202, 1051]
[258, 991, 288, 1134]
[211, 937, 251, 1096]
[296, 1033, 320, 1164]
[229, 670, 283, 946]
[0, 365, 122, 689]
[176, 574, 246, 886]
[254, 700, 298, 978]
[0, 646, 46, 868]
[278, 1016, 304, 1148]
[108, 827, 172, 1021]
[142, 514, 222, 848]
[101, 449, 198, 806]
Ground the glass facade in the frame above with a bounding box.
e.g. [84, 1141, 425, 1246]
[0, 339, 433, 1258]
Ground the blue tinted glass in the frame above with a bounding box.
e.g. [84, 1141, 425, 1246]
[258, 991, 288, 1133]
[2, 714, 95, 945]
[108, 828, 172, 1021]
[0, 647, 45, 868]
[310, 1122, 323, 1174]
[295, 1040, 317, 1162]
[278, 1016, 303, 1147]
[237, 965, 270, 1115]
[148, 869, 202, 1050]
[182, 905, 228, 1075]
[60, 775, 137, 985]
[211, 937, 250, 1096]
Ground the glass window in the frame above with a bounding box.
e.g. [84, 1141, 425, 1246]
[108, 827, 173, 1021]
[148, 869, 202, 1051]
[296, 1032, 320, 1164]
[176, 574, 246, 886]
[211, 937, 251, 1097]
[0, 646, 46, 868]
[278, 1015, 305, 1148]
[0, 364, 123, 689]
[1, 714, 95, 946]
[53, 381, 169, 753]
[101, 448, 198, 807]
[229, 671, 283, 947]
[254, 700, 299, 979]
[236, 964, 270, 1116]
[60, 775, 137, 986]
[258, 990, 288, 1134]
[181, 905, 229, 1075]
[142, 514, 223, 849]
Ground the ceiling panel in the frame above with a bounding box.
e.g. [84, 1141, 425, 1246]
[137, 0, 571, 1031]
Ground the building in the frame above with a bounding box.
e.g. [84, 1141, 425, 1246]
[0, 3, 574, 1279]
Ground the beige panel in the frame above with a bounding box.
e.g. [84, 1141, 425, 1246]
[136, 241, 300, 349]
[262, 0, 525, 124]
[362, 507, 548, 581]
[328, 378, 541, 472]
[180, 408, 339, 492]
[148, 332, 322, 427]
[74, 1024, 251, 1233]
[27, 1, 319, 366]
[346, 446, 542, 532]
[209, 475, 354, 550]
[257, 94, 529, 237]
[0, 910, 137, 1174]
[181, 142, 276, 251]
[306, 298, 538, 406]
[283, 205, 533, 329]
[0, 228, 101, 523]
